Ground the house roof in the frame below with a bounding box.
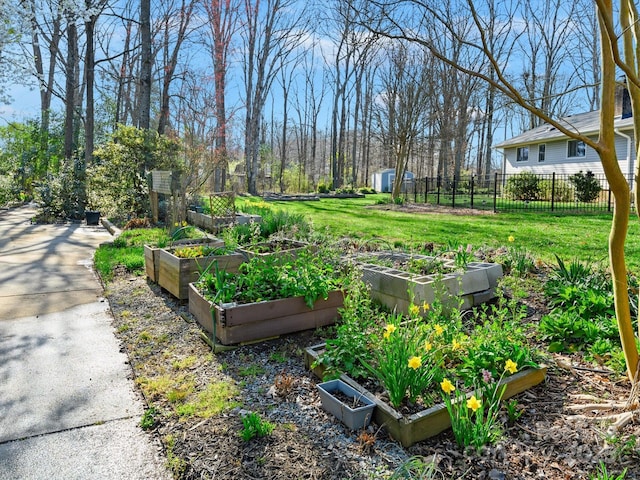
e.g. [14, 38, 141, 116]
[494, 110, 635, 149]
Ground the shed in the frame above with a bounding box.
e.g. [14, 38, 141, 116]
[371, 168, 415, 193]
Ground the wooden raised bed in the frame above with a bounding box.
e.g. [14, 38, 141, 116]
[304, 343, 547, 447]
[356, 252, 503, 313]
[189, 283, 344, 345]
[157, 242, 245, 300]
[144, 237, 220, 284]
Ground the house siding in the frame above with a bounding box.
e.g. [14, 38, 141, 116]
[503, 131, 635, 187]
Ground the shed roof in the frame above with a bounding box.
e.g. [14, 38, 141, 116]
[494, 110, 635, 149]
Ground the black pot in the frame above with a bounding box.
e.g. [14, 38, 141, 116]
[85, 210, 100, 225]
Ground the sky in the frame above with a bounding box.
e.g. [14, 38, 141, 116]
[0, 84, 43, 126]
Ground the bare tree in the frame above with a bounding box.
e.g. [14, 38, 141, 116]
[204, 0, 239, 192]
[572, 0, 601, 111]
[358, 0, 639, 383]
[292, 40, 328, 189]
[18, 0, 63, 165]
[240, 0, 307, 195]
[157, 0, 197, 135]
[518, 0, 580, 129]
[373, 42, 431, 199]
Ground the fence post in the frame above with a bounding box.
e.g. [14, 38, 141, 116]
[452, 175, 457, 207]
[425, 177, 428, 204]
[470, 174, 475, 209]
[551, 172, 556, 212]
[608, 188, 612, 212]
[437, 176, 441, 205]
[493, 172, 498, 213]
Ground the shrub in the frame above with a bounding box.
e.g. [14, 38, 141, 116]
[539, 179, 573, 202]
[89, 125, 183, 222]
[569, 170, 601, 203]
[317, 182, 331, 194]
[504, 172, 541, 201]
[35, 158, 85, 221]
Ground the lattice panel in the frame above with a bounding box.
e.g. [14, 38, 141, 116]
[209, 192, 236, 221]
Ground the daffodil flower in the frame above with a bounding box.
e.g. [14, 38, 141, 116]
[440, 378, 455, 394]
[508, 235, 515, 243]
[505, 359, 518, 374]
[434, 324, 444, 336]
[408, 356, 422, 369]
[409, 304, 420, 317]
[467, 395, 482, 412]
[422, 301, 430, 312]
[452, 339, 461, 350]
[383, 323, 396, 340]
[424, 341, 432, 352]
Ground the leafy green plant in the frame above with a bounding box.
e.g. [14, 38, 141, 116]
[589, 461, 627, 480]
[89, 125, 183, 222]
[240, 412, 275, 441]
[570, 170, 601, 203]
[538, 178, 573, 202]
[504, 399, 523, 425]
[362, 312, 440, 407]
[314, 278, 380, 380]
[498, 237, 536, 277]
[317, 182, 331, 194]
[388, 456, 443, 479]
[140, 406, 159, 430]
[441, 362, 515, 451]
[504, 171, 541, 201]
[197, 248, 345, 308]
[172, 244, 234, 258]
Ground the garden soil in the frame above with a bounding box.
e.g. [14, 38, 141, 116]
[104, 268, 640, 480]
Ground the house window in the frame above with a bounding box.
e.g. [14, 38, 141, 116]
[516, 146, 529, 162]
[538, 144, 546, 162]
[567, 140, 586, 158]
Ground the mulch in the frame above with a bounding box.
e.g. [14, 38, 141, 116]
[104, 271, 640, 480]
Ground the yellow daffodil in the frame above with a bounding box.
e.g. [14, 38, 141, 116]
[467, 395, 482, 412]
[408, 356, 422, 369]
[383, 324, 396, 340]
[422, 301, 430, 312]
[452, 339, 462, 350]
[508, 235, 515, 243]
[409, 304, 420, 317]
[425, 341, 433, 352]
[440, 378, 455, 394]
[434, 324, 444, 336]
[505, 359, 518, 374]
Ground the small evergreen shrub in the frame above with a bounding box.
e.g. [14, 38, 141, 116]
[569, 170, 601, 203]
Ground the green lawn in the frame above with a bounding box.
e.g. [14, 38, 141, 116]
[258, 194, 640, 271]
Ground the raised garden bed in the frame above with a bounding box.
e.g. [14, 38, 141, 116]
[156, 242, 245, 300]
[188, 283, 344, 345]
[355, 251, 503, 313]
[144, 237, 222, 284]
[305, 343, 547, 447]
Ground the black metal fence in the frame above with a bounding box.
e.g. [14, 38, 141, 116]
[403, 172, 620, 213]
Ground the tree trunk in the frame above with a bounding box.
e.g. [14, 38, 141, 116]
[139, 0, 152, 130]
[64, 14, 78, 162]
[597, 0, 637, 382]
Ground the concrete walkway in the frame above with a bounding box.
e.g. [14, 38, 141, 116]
[0, 205, 170, 479]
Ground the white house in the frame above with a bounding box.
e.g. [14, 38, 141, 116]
[371, 168, 415, 193]
[494, 86, 636, 189]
